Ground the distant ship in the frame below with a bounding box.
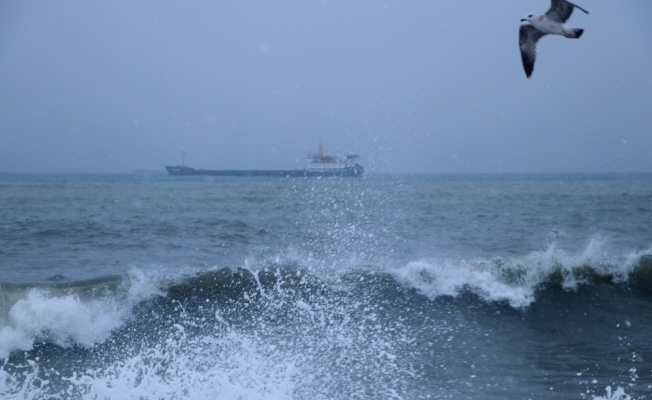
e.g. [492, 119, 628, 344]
[165, 142, 364, 177]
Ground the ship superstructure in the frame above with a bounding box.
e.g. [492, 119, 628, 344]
[306, 141, 363, 176]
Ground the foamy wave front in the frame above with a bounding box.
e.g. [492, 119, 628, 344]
[393, 237, 652, 308]
[0, 270, 162, 360]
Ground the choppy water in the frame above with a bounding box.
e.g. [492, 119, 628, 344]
[1, 173, 651, 399]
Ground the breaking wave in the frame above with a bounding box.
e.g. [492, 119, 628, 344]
[394, 237, 652, 308]
[0, 271, 162, 360]
[1, 265, 416, 399]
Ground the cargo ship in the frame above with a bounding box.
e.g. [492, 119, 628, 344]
[165, 143, 364, 177]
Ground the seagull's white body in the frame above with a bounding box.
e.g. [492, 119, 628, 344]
[523, 14, 571, 37]
[519, 0, 589, 78]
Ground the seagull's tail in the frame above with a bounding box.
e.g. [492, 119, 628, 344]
[564, 28, 584, 39]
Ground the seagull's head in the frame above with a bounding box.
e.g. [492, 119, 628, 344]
[521, 14, 535, 23]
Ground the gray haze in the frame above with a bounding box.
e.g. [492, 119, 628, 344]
[1, 1, 651, 173]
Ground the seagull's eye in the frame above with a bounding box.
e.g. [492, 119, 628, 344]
[528, 14, 533, 18]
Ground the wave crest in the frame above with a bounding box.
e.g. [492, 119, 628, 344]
[393, 238, 652, 308]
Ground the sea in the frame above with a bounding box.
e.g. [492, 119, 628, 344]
[1, 172, 651, 400]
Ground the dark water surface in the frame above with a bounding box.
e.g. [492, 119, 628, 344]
[1, 173, 651, 399]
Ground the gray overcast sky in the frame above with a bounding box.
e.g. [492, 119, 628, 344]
[1, 1, 651, 173]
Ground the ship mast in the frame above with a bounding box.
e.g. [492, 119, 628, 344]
[318, 139, 323, 159]
[181, 148, 185, 167]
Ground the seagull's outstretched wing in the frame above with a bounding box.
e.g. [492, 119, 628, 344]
[519, 25, 546, 78]
[546, 0, 589, 23]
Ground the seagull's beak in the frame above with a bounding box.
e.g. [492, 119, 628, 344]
[520, 18, 526, 22]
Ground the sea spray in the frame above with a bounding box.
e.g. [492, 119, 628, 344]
[593, 386, 631, 400]
[1, 266, 417, 399]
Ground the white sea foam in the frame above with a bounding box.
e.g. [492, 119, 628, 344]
[64, 330, 298, 400]
[393, 236, 652, 308]
[0, 270, 162, 360]
[593, 386, 632, 400]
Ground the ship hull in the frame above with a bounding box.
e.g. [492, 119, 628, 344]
[165, 165, 363, 177]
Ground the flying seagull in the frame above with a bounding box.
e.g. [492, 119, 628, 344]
[519, 0, 589, 78]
